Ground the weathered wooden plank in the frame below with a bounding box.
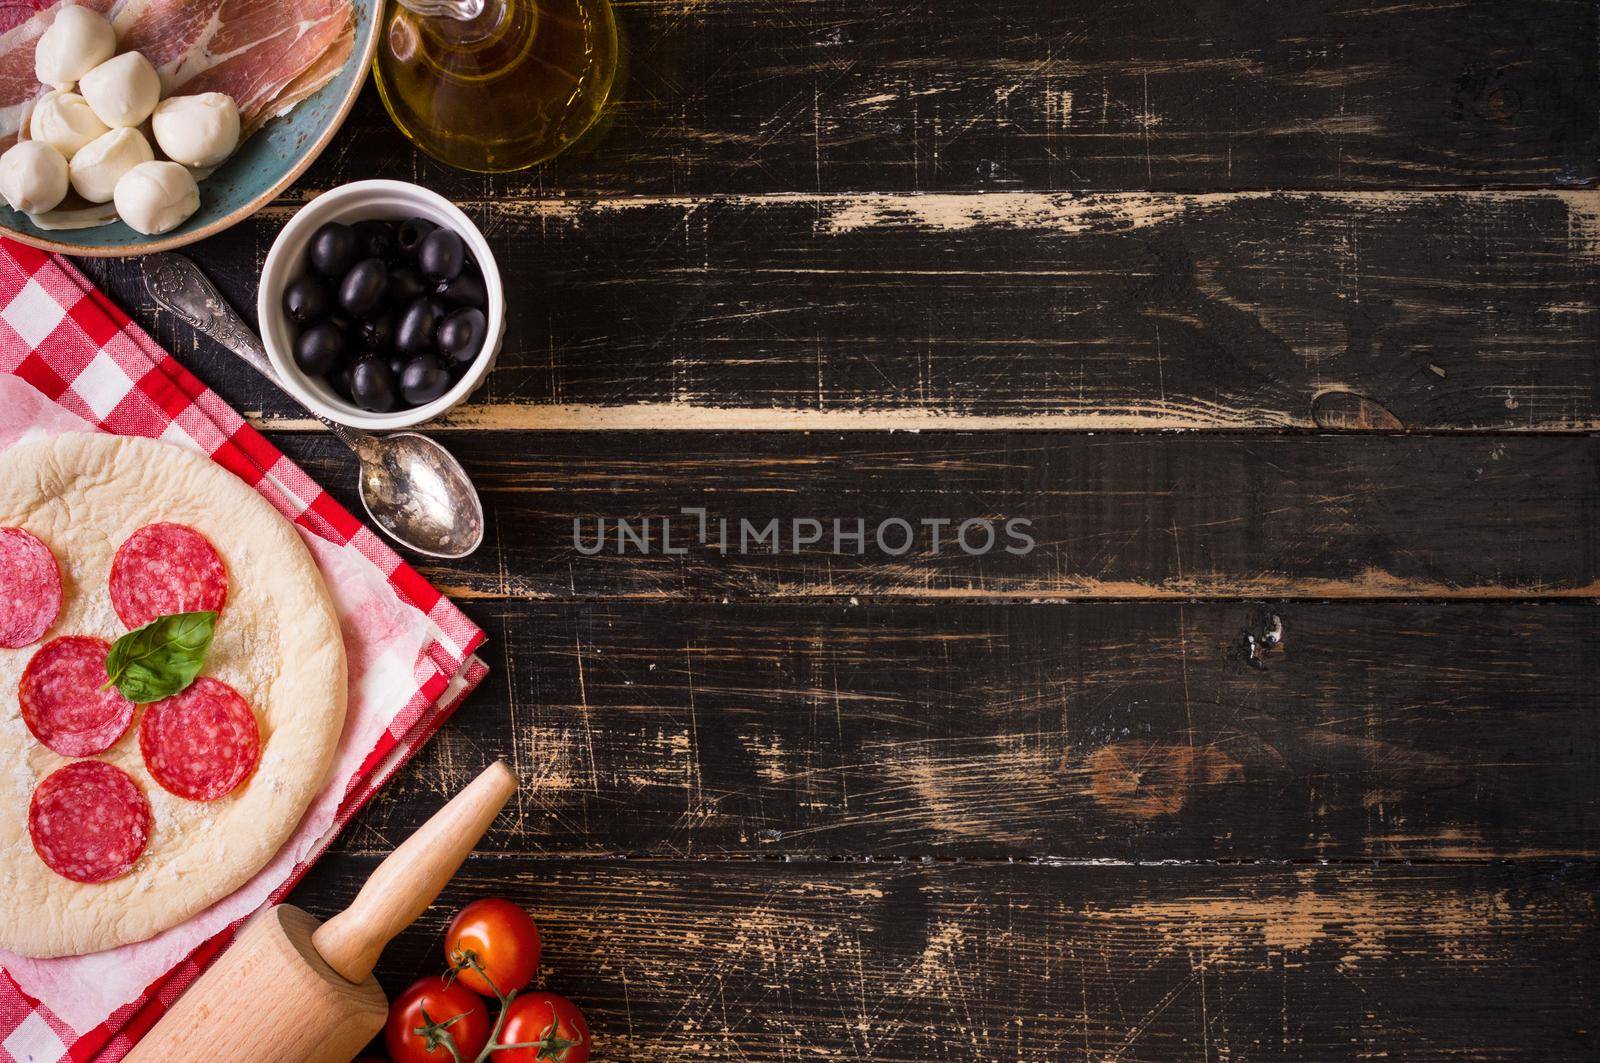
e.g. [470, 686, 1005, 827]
[291, 858, 1600, 1062]
[267, 431, 1600, 600]
[332, 601, 1600, 861]
[304, 0, 1599, 196]
[84, 190, 1600, 430]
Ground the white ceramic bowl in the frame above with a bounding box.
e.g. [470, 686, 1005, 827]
[258, 180, 504, 429]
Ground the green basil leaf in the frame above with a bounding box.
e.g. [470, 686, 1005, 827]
[103, 611, 217, 704]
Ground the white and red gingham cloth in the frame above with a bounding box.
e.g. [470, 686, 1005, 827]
[0, 238, 488, 1062]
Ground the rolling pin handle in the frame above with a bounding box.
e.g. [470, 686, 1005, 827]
[311, 760, 518, 985]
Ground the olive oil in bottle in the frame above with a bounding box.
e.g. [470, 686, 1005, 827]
[374, 0, 618, 173]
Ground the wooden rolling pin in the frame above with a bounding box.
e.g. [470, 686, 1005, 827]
[125, 760, 518, 1063]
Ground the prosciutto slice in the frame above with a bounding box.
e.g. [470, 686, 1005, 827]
[0, 0, 352, 146]
[115, 0, 353, 137]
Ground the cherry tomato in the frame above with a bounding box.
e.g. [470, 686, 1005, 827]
[384, 976, 491, 1063]
[445, 898, 541, 997]
[492, 993, 590, 1063]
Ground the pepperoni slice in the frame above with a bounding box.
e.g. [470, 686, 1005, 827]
[0, 527, 61, 648]
[20, 636, 135, 757]
[109, 523, 228, 629]
[29, 760, 151, 883]
[139, 677, 260, 801]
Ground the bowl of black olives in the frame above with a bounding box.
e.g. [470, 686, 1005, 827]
[258, 180, 503, 428]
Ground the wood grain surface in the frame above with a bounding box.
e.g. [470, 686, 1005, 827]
[107, 0, 1594, 1057]
[84, 189, 1600, 430]
[327, 601, 1600, 861]
[295, 857, 1600, 1061]
[266, 431, 1600, 600]
[299, 0, 1600, 195]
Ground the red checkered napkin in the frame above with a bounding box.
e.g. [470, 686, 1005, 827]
[0, 239, 488, 1063]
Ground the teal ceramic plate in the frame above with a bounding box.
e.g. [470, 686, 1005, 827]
[0, 0, 380, 257]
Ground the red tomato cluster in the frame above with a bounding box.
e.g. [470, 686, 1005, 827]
[371, 898, 589, 1063]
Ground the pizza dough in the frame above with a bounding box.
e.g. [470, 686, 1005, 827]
[0, 433, 346, 958]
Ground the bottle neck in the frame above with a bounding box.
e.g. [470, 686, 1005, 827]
[394, 0, 518, 48]
[395, 0, 487, 20]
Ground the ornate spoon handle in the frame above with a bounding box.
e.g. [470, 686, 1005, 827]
[141, 253, 370, 454]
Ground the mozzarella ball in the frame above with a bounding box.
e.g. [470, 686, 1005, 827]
[78, 52, 161, 129]
[151, 93, 240, 168]
[113, 160, 198, 234]
[34, 5, 117, 90]
[70, 127, 153, 203]
[29, 90, 109, 160]
[114, 158, 200, 233]
[0, 141, 69, 214]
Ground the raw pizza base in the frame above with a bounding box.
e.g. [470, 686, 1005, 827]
[0, 433, 346, 958]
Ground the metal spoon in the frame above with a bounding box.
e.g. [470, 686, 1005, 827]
[142, 253, 485, 559]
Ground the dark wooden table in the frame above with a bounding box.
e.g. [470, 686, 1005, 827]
[81, 1, 1599, 1058]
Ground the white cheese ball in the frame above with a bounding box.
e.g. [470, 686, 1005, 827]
[34, 5, 117, 90]
[113, 160, 198, 234]
[152, 93, 240, 168]
[29, 90, 109, 160]
[78, 52, 161, 129]
[70, 127, 153, 203]
[0, 141, 69, 214]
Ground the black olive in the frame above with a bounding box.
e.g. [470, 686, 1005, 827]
[282, 274, 330, 325]
[435, 306, 486, 364]
[435, 268, 487, 309]
[399, 355, 453, 405]
[329, 360, 356, 402]
[338, 258, 389, 318]
[395, 297, 445, 354]
[396, 217, 437, 257]
[293, 322, 345, 376]
[328, 309, 354, 333]
[417, 228, 465, 282]
[308, 222, 357, 277]
[389, 264, 428, 304]
[358, 312, 395, 352]
[349, 357, 398, 413]
[352, 219, 396, 261]
[386, 352, 409, 379]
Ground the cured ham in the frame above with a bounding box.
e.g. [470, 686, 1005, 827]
[0, 0, 352, 147]
[114, 0, 353, 137]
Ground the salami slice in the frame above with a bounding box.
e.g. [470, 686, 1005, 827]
[28, 760, 151, 883]
[0, 527, 61, 648]
[20, 636, 135, 757]
[109, 522, 228, 629]
[139, 677, 260, 801]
